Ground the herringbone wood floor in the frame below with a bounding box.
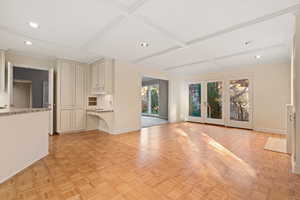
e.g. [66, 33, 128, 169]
[1, 122, 300, 200]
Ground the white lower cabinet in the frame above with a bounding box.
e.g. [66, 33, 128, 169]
[60, 109, 73, 132]
[59, 109, 86, 132]
[73, 109, 86, 130]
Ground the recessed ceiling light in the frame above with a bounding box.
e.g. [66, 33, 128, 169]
[24, 41, 33, 45]
[28, 22, 39, 29]
[140, 42, 149, 48]
[255, 55, 261, 59]
[244, 41, 252, 46]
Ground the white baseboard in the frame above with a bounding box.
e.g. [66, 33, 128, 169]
[57, 129, 87, 134]
[0, 151, 48, 184]
[292, 158, 300, 174]
[112, 127, 140, 135]
[254, 127, 287, 135]
[97, 127, 112, 134]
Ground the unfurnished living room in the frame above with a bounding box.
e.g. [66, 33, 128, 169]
[1, 0, 300, 200]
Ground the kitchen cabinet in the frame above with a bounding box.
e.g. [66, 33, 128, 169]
[91, 59, 114, 95]
[60, 61, 75, 108]
[56, 60, 87, 133]
[73, 109, 86, 130]
[60, 109, 73, 132]
[0, 50, 5, 92]
[75, 65, 85, 108]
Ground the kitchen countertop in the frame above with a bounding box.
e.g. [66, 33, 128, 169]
[86, 109, 114, 113]
[0, 108, 51, 116]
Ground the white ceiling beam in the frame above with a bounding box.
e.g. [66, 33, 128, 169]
[81, 0, 150, 50]
[164, 43, 286, 71]
[128, 0, 151, 14]
[187, 4, 300, 45]
[80, 15, 127, 50]
[133, 46, 182, 63]
[135, 4, 300, 63]
[133, 14, 187, 47]
[81, 0, 187, 50]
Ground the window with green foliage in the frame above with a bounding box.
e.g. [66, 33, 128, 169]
[229, 79, 250, 122]
[141, 84, 159, 115]
[189, 84, 201, 117]
[207, 82, 222, 119]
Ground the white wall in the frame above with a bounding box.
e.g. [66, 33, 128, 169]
[113, 60, 141, 134]
[112, 60, 182, 134]
[0, 52, 55, 107]
[182, 62, 291, 134]
[0, 111, 49, 183]
[5, 52, 55, 69]
[293, 13, 300, 173]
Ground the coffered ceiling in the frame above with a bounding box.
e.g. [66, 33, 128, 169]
[0, 0, 299, 74]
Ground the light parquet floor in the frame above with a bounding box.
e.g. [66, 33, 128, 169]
[1, 122, 300, 200]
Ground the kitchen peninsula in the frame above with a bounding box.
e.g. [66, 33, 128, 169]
[0, 108, 50, 183]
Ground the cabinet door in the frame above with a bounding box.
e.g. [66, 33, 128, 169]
[75, 64, 85, 108]
[60, 62, 75, 108]
[98, 62, 105, 89]
[60, 109, 73, 132]
[91, 63, 98, 90]
[104, 60, 114, 94]
[73, 109, 86, 130]
[0, 51, 5, 92]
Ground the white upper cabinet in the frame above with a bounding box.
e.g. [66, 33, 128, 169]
[0, 51, 5, 92]
[91, 63, 98, 92]
[75, 64, 85, 108]
[98, 61, 105, 89]
[59, 61, 75, 108]
[90, 59, 114, 95]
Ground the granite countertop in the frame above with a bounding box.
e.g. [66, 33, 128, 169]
[0, 108, 51, 116]
[86, 109, 114, 113]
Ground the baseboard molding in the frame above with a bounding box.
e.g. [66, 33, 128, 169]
[97, 127, 112, 134]
[56, 129, 87, 134]
[0, 151, 48, 184]
[112, 127, 140, 135]
[86, 127, 140, 135]
[254, 127, 287, 135]
[292, 158, 300, 174]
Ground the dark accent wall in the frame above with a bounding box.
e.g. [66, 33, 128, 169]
[142, 78, 169, 119]
[13, 67, 48, 108]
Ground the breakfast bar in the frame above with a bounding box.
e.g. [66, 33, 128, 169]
[0, 108, 50, 183]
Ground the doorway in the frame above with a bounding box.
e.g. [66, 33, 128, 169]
[7, 63, 55, 134]
[141, 77, 169, 128]
[13, 67, 49, 108]
[188, 78, 252, 129]
[13, 80, 32, 108]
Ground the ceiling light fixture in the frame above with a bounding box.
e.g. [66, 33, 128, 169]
[140, 42, 149, 48]
[28, 21, 39, 29]
[24, 40, 33, 45]
[244, 41, 252, 46]
[255, 55, 261, 59]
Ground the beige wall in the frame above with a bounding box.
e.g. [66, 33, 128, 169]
[112, 60, 182, 134]
[0, 111, 49, 183]
[294, 14, 300, 173]
[182, 62, 291, 134]
[0, 52, 55, 107]
[113, 60, 141, 134]
[5, 52, 55, 69]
